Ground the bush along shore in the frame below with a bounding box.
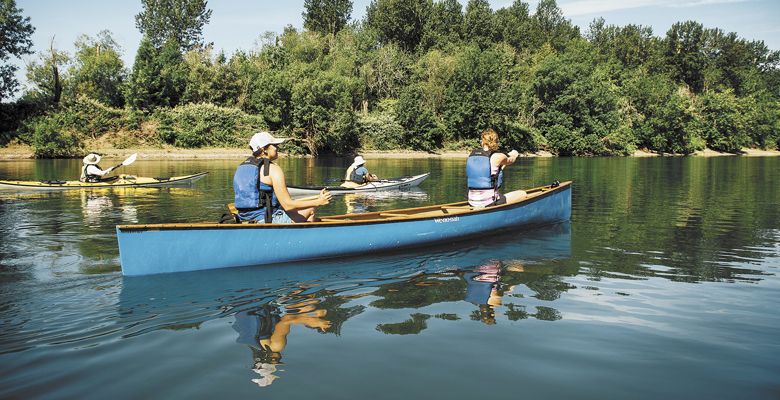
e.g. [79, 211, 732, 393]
[1, 0, 778, 159]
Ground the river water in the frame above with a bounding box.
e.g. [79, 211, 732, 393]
[0, 156, 778, 399]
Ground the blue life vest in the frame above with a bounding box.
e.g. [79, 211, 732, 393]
[466, 149, 503, 190]
[233, 156, 279, 222]
[350, 165, 367, 184]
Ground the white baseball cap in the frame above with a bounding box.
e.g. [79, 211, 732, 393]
[83, 153, 101, 165]
[249, 131, 288, 152]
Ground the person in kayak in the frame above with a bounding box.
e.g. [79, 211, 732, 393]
[342, 155, 378, 187]
[466, 128, 526, 207]
[80, 153, 118, 182]
[233, 131, 331, 223]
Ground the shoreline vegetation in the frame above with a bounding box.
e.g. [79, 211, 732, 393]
[0, 143, 777, 161]
[1, 0, 778, 160]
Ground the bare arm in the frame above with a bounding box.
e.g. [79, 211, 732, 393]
[269, 165, 331, 210]
[492, 150, 519, 169]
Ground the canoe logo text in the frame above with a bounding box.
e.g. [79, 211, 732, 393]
[434, 216, 460, 224]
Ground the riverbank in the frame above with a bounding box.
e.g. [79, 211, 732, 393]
[0, 144, 778, 160]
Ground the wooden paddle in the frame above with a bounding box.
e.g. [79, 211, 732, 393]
[109, 153, 137, 172]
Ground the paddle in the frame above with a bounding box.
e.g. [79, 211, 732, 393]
[109, 153, 137, 172]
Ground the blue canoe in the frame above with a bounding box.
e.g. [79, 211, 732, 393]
[116, 181, 572, 276]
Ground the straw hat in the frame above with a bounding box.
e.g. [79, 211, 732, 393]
[83, 153, 101, 165]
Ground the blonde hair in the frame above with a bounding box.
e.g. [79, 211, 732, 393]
[481, 128, 499, 151]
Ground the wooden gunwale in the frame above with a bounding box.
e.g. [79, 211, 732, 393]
[118, 181, 570, 231]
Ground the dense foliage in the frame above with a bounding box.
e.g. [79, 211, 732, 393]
[0, 0, 35, 101]
[3, 0, 779, 157]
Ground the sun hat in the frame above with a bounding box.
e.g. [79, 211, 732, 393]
[352, 155, 366, 166]
[83, 153, 101, 165]
[249, 131, 288, 152]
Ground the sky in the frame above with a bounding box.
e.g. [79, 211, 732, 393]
[8, 0, 780, 98]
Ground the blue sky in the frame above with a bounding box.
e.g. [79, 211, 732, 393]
[9, 0, 780, 97]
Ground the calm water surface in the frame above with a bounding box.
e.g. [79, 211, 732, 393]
[0, 156, 778, 399]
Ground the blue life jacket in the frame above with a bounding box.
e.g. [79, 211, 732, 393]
[466, 149, 503, 190]
[350, 165, 367, 184]
[233, 156, 279, 222]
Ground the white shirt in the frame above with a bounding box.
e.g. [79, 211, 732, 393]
[85, 165, 110, 177]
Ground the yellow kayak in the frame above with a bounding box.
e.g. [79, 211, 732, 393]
[0, 172, 208, 190]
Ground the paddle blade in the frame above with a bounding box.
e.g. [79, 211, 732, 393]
[122, 153, 138, 166]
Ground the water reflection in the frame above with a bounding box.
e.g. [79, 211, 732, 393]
[233, 288, 332, 387]
[119, 223, 570, 387]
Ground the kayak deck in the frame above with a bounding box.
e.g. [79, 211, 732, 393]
[0, 172, 208, 190]
[287, 173, 430, 196]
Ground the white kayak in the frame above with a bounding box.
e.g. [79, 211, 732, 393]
[287, 173, 430, 197]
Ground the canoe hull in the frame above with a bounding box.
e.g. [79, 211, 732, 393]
[117, 183, 571, 276]
[287, 173, 429, 196]
[0, 172, 208, 190]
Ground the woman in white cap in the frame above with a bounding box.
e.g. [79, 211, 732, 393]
[233, 131, 331, 223]
[80, 153, 117, 183]
[342, 155, 378, 187]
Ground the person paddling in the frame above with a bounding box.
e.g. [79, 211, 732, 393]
[466, 128, 526, 207]
[233, 131, 331, 223]
[80, 153, 118, 183]
[342, 155, 378, 187]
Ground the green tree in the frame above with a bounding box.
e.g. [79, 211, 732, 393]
[365, 0, 431, 51]
[441, 45, 508, 142]
[420, 0, 463, 50]
[24, 40, 70, 105]
[494, 0, 532, 51]
[181, 47, 241, 106]
[135, 0, 212, 51]
[533, 42, 628, 155]
[462, 0, 493, 49]
[531, 0, 579, 51]
[303, 0, 353, 37]
[588, 18, 659, 69]
[0, 0, 35, 101]
[665, 21, 708, 93]
[69, 31, 126, 107]
[699, 90, 750, 153]
[125, 37, 188, 110]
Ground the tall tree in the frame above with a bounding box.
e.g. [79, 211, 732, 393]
[24, 38, 69, 105]
[462, 0, 493, 49]
[0, 0, 35, 101]
[665, 21, 708, 93]
[494, 0, 532, 51]
[420, 0, 463, 50]
[531, 0, 579, 51]
[303, 0, 353, 37]
[135, 0, 212, 52]
[125, 37, 188, 110]
[70, 31, 127, 107]
[365, 0, 431, 51]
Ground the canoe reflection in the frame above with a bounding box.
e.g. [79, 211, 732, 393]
[119, 222, 570, 388]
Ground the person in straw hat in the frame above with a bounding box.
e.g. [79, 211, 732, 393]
[233, 131, 331, 223]
[341, 155, 378, 188]
[80, 153, 118, 183]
